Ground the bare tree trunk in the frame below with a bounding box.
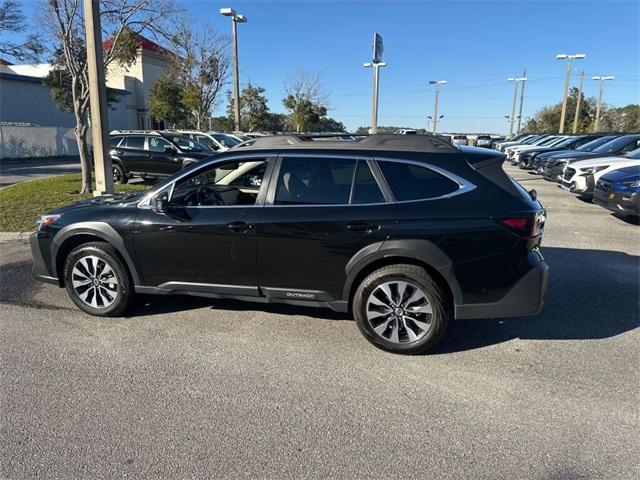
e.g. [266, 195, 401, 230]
[72, 103, 92, 194]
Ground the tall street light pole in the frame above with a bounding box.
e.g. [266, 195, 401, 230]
[363, 62, 386, 134]
[429, 80, 446, 134]
[592, 75, 615, 132]
[507, 76, 526, 138]
[83, 0, 112, 195]
[220, 7, 247, 133]
[572, 70, 584, 134]
[556, 53, 586, 133]
[516, 69, 527, 134]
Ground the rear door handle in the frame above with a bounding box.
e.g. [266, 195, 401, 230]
[346, 222, 380, 234]
[227, 221, 253, 233]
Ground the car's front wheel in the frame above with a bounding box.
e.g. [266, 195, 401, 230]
[63, 242, 133, 317]
[353, 264, 451, 354]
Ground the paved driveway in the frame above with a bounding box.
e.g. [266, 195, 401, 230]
[0, 164, 638, 479]
[0, 158, 80, 188]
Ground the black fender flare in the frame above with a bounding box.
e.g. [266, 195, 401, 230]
[111, 157, 127, 174]
[342, 239, 463, 306]
[51, 222, 141, 285]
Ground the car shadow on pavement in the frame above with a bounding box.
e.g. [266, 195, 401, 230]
[431, 246, 640, 354]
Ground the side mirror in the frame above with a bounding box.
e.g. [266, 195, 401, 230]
[154, 194, 169, 212]
[164, 146, 177, 154]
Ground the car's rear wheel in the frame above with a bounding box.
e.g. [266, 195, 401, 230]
[113, 163, 128, 184]
[353, 264, 451, 354]
[63, 242, 133, 317]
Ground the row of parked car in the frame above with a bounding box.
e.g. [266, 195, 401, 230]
[493, 133, 640, 218]
[107, 130, 263, 184]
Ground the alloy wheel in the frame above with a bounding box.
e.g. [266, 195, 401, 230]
[366, 281, 433, 344]
[71, 255, 119, 309]
[113, 167, 121, 183]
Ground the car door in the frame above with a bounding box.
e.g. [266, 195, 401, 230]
[119, 135, 148, 172]
[147, 136, 182, 174]
[256, 155, 397, 301]
[133, 155, 275, 293]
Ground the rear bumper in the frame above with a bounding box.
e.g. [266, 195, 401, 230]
[455, 253, 550, 320]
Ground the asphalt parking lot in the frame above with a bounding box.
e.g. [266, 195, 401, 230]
[0, 163, 638, 479]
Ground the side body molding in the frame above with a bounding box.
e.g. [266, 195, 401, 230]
[342, 239, 463, 306]
[51, 222, 141, 285]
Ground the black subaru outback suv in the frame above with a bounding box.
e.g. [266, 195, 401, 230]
[109, 131, 217, 184]
[30, 135, 549, 354]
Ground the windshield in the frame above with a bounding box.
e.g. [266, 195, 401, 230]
[212, 134, 240, 148]
[593, 135, 640, 154]
[576, 136, 615, 151]
[165, 135, 208, 152]
[554, 136, 582, 149]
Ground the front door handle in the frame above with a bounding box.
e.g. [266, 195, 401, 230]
[346, 222, 380, 234]
[227, 221, 253, 233]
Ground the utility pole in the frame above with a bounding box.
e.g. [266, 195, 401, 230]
[220, 8, 247, 132]
[364, 33, 385, 134]
[83, 0, 112, 195]
[506, 76, 524, 139]
[556, 53, 586, 133]
[429, 80, 447, 134]
[516, 68, 527, 133]
[592, 76, 615, 132]
[363, 63, 385, 133]
[572, 70, 584, 134]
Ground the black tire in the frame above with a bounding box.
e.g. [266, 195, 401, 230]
[63, 242, 133, 317]
[113, 163, 128, 184]
[353, 264, 451, 355]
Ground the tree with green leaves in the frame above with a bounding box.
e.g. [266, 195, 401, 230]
[225, 82, 269, 132]
[0, 0, 43, 61]
[149, 71, 190, 128]
[41, 0, 175, 193]
[282, 69, 328, 132]
[168, 18, 230, 130]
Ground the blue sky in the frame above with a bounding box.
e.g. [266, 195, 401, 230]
[19, 0, 640, 133]
[196, 0, 639, 132]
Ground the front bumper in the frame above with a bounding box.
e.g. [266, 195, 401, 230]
[30, 232, 58, 284]
[455, 251, 550, 319]
[593, 190, 640, 216]
[543, 165, 565, 182]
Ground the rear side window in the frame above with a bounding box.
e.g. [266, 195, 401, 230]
[378, 161, 459, 201]
[124, 136, 145, 150]
[275, 157, 356, 205]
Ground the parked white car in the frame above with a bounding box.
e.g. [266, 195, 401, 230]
[560, 148, 640, 195]
[179, 131, 230, 152]
[505, 135, 563, 160]
[451, 135, 468, 146]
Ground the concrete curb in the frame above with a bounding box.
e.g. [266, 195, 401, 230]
[0, 232, 32, 243]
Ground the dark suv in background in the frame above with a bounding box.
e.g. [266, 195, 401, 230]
[31, 134, 549, 355]
[109, 131, 218, 184]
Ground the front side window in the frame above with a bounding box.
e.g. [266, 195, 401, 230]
[169, 159, 268, 207]
[275, 158, 356, 205]
[195, 135, 219, 150]
[378, 161, 459, 201]
[147, 137, 173, 152]
[110, 136, 123, 147]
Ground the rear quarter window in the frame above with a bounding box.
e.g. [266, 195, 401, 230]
[378, 161, 460, 201]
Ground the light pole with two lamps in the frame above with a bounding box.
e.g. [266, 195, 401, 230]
[220, 7, 247, 132]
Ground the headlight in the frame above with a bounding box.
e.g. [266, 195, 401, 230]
[581, 166, 608, 174]
[36, 214, 61, 230]
[623, 180, 640, 188]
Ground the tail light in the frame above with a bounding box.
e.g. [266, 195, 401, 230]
[497, 211, 546, 236]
